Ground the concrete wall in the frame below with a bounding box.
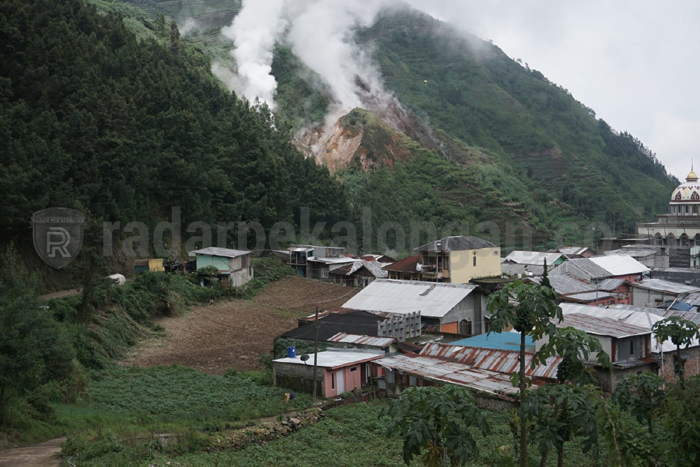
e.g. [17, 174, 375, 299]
[273, 362, 324, 396]
[594, 362, 659, 393]
[630, 286, 676, 308]
[449, 248, 501, 284]
[441, 293, 480, 335]
[651, 268, 700, 287]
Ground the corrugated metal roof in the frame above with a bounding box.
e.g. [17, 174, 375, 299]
[644, 307, 700, 326]
[327, 333, 396, 347]
[564, 291, 614, 302]
[375, 354, 526, 396]
[598, 278, 627, 291]
[188, 247, 251, 258]
[531, 275, 592, 295]
[552, 259, 611, 280]
[288, 246, 314, 252]
[556, 311, 651, 338]
[679, 291, 700, 307]
[559, 247, 589, 256]
[342, 279, 476, 318]
[504, 251, 563, 266]
[415, 236, 495, 252]
[575, 303, 700, 352]
[384, 255, 421, 273]
[630, 279, 700, 295]
[501, 262, 545, 276]
[588, 255, 650, 276]
[419, 343, 560, 379]
[273, 349, 383, 369]
[605, 248, 658, 259]
[363, 260, 389, 278]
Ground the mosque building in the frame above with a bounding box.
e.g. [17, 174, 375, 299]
[637, 166, 700, 267]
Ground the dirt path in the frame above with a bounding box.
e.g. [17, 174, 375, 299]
[0, 437, 65, 467]
[122, 277, 359, 374]
[38, 289, 81, 300]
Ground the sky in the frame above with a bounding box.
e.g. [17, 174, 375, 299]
[404, 0, 700, 181]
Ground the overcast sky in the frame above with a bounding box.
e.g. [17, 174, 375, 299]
[405, 0, 700, 181]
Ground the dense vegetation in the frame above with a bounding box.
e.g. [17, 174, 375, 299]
[0, 0, 347, 282]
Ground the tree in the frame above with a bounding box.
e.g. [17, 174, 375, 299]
[170, 20, 180, 54]
[612, 372, 665, 435]
[652, 316, 699, 387]
[524, 384, 600, 467]
[664, 376, 700, 466]
[381, 386, 490, 466]
[540, 326, 611, 385]
[486, 281, 562, 467]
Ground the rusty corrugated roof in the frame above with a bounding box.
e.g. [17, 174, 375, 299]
[328, 332, 396, 347]
[419, 342, 561, 379]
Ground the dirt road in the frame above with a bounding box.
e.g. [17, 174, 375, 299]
[122, 277, 359, 374]
[0, 437, 64, 467]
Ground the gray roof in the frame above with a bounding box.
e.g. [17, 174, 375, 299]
[564, 291, 614, 302]
[551, 255, 648, 280]
[556, 313, 651, 338]
[680, 292, 700, 306]
[504, 251, 563, 266]
[342, 279, 476, 318]
[188, 247, 252, 258]
[532, 275, 593, 295]
[501, 262, 545, 276]
[415, 236, 495, 252]
[598, 278, 627, 291]
[629, 279, 700, 295]
[558, 246, 589, 256]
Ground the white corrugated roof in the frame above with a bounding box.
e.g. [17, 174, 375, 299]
[630, 279, 700, 295]
[273, 349, 383, 368]
[587, 255, 650, 276]
[342, 279, 476, 318]
[188, 247, 251, 258]
[327, 333, 396, 347]
[504, 251, 563, 266]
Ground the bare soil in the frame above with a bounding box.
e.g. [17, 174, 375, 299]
[121, 277, 359, 374]
[0, 437, 65, 467]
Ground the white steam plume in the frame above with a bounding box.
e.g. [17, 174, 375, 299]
[216, 0, 287, 109]
[215, 0, 399, 116]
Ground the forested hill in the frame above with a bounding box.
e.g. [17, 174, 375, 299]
[0, 0, 346, 248]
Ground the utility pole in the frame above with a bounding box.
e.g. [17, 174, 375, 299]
[312, 306, 319, 402]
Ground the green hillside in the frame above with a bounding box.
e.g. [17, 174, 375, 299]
[0, 0, 346, 283]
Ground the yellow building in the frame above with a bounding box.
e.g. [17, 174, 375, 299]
[415, 236, 501, 284]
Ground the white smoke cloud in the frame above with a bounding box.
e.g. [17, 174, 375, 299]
[214, 0, 400, 116]
[178, 17, 201, 37]
[216, 0, 287, 109]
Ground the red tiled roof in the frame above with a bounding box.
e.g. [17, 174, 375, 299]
[384, 254, 420, 272]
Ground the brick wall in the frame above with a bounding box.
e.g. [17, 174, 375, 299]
[658, 346, 700, 383]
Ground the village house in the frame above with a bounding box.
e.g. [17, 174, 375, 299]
[272, 348, 383, 398]
[372, 342, 561, 408]
[384, 254, 422, 281]
[188, 247, 253, 287]
[134, 258, 165, 274]
[530, 275, 629, 306]
[628, 278, 700, 307]
[342, 279, 488, 336]
[415, 236, 501, 284]
[604, 245, 670, 269]
[549, 304, 658, 391]
[329, 259, 387, 287]
[287, 244, 346, 278]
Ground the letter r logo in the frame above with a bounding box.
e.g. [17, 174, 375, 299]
[47, 227, 71, 258]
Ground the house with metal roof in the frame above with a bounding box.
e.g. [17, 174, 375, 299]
[188, 247, 253, 287]
[414, 236, 501, 284]
[329, 259, 388, 287]
[543, 304, 657, 391]
[373, 342, 561, 405]
[384, 254, 422, 281]
[571, 303, 700, 385]
[529, 275, 629, 307]
[273, 348, 383, 398]
[628, 278, 700, 307]
[551, 254, 649, 282]
[557, 246, 594, 259]
[287, 244, 346, 278]
[342, 279, 487, 336]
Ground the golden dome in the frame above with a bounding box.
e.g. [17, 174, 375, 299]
[688, 171, 699, 182]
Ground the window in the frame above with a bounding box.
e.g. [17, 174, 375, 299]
[686, 205, 690, 215]
[350, 366, 357, 372]
[331, 372, 335, 389]
[321, 269, 329, 279]
[473, 256, 477, 267]
[630, 340, 634, 356]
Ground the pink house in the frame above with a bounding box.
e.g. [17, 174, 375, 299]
[272, 349, 384, 398]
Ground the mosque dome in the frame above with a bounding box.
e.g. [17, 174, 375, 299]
[671, 170, 700, 202]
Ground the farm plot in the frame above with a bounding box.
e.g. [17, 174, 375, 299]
[122, 277, 359, 374]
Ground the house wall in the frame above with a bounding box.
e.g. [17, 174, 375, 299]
[658, 346, 700, 383]
[323, 364, 367, 397]
[630, 286, 676, 308]
[273, 362, 324, 396]
[440, 294, 479, 335]
[594, 362, 659, 393]
[449, 248, 501, 284]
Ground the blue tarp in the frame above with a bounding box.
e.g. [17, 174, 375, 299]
[448, 332, 535, 352]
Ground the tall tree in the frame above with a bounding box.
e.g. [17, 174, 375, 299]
[486, 281, 562, 467]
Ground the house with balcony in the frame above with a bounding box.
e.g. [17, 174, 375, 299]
[414, 236, 501, 284]
[287, 244, 346, 278]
